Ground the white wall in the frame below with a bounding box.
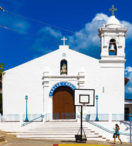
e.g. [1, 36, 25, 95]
[3, 45, 125, 120]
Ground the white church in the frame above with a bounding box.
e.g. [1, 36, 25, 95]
[2, 14, 127, 121]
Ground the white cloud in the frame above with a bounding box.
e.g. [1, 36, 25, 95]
[32, 26, 62, 53]
[67, 13, 132, 58]
[92, 13, 109, 21]
[121, 21, 132, 39]
[125, 66, 132, 73]
[33, 13, 109, 55]
[126, 87, 132, 94]
[39, 27, 62, 38]
[33, 13, 132, 60]
[125, 66, 132, 94]
[67, 13, 109, 58]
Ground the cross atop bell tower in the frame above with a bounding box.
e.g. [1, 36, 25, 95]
[109, 5, 117, 16]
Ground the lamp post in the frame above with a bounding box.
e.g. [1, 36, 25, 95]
[95, 95, 99, 121]
[24, 95, 29, 122]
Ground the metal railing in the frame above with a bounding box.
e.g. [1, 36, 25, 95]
[21, 114, 44, 127]
[86, 120, 130, 136]
[0, 113, 132, 122]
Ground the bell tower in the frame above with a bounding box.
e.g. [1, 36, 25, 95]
[98, 6, 127, 63]
[98, 6, 127, 119]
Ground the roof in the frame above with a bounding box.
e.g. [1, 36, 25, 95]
[105, 16, 122, 28]
[125, 78, 129, 85]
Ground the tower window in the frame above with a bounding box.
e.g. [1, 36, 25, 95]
[60, 60, 67, 75]
[109, 39, 117, 55]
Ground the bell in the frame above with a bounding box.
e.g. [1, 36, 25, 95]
[109, 44, 115, 52]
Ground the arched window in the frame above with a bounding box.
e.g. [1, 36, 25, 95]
[109, 39, 117, 55]
[60, 60, 67, 75]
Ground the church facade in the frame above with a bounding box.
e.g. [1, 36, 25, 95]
[2, 15, 127, 121]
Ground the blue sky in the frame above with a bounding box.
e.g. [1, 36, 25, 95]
[0, 0, 132, 97]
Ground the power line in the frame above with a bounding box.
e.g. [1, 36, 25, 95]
[0, 23, 37, 41]
[4, 9, 75, 34]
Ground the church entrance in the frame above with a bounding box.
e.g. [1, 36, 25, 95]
[53, 86, 75, 119]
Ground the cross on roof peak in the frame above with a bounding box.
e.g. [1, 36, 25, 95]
[109, 5, 117, 16]
[61, 37, 67, 45]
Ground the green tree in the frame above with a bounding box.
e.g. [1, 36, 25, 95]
[0, 63, 4, 114]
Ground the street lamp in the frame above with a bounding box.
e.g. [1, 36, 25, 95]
[95, 95, 99, 121]
[24, 95, 29, 122]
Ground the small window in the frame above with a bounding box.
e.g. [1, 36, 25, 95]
[109, 39, 117, 55]
[60, 60, 67, 75]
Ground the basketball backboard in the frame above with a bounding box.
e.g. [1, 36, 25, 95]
[74, 89, 95, 106]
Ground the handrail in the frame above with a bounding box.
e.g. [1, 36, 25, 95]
[21, 114, 44, 127]
[87, 121, 130, 136]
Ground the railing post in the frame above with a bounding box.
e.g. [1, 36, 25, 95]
[24, 95, 29, 122]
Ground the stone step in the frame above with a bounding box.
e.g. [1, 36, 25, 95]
[15, 121, 109, 142]
[29, 126, 88, 128]
[30, 128, 87, 130]
[17, 133, 97, 136]
[14, 132, 97, 135]
[17, 136, 106, 141]
[17, 134, 103, 138]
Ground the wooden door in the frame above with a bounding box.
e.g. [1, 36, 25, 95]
[53, 86, 75, 119]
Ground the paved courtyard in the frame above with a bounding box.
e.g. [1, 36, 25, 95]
[0, 130, 131, 146]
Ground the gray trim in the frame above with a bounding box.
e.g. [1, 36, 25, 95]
[42, 75, 85, 79]
[99, 60, 125, 63]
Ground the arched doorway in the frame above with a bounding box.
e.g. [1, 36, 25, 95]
[53, 86, 75, 119]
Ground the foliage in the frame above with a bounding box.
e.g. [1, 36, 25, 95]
[0, 63, 4, 79]
[0, 63, 4, 72]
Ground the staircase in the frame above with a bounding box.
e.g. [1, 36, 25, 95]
[15, 121, 110, 141]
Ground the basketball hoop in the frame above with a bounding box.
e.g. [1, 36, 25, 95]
[74, 89, 95, 143]
[74, 89, 95, 106]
